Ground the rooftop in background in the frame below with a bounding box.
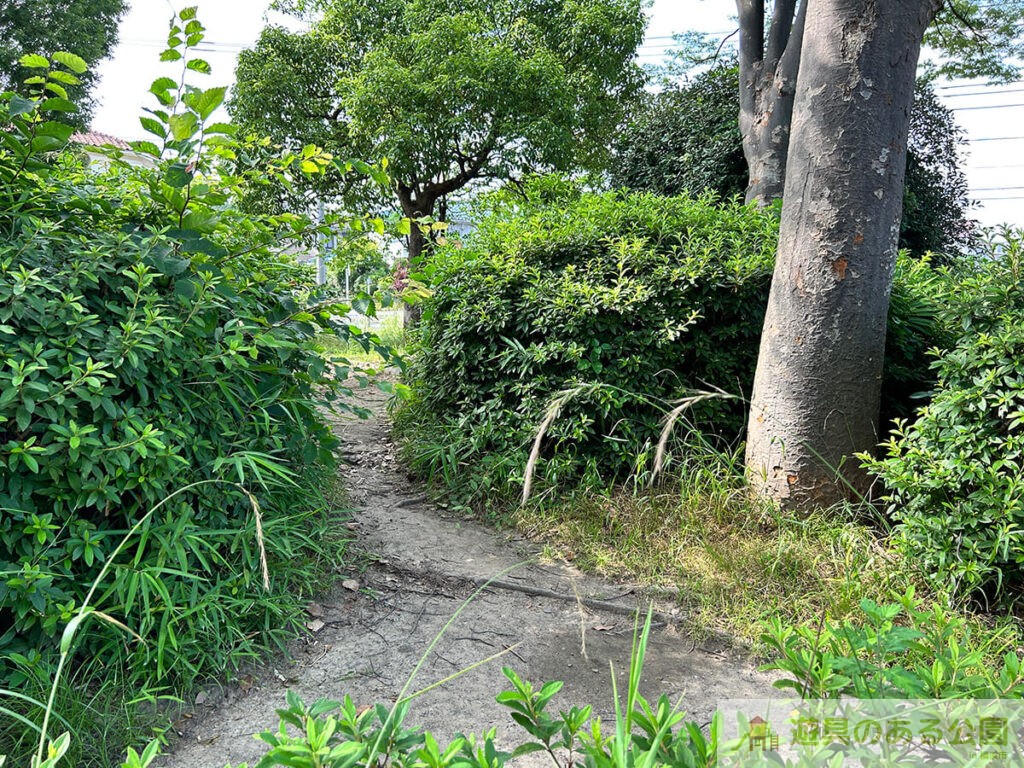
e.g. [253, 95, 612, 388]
[69, 131, 133, 151]
[69, 131, 155, 168]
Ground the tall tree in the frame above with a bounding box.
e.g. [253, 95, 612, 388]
[735, 0, 1023, 205]
[745, 0, 941, 508]
[612, 65, 973, 256]
[0, 0, 127, 127]
[231, 0, 646, 263]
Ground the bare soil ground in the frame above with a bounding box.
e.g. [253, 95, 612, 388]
[160, 384, 776, 768]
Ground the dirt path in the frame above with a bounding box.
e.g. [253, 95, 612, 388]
[161, 384, 776, 767]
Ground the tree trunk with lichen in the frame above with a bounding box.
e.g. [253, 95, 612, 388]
[745, 0, 940, 509]
[737, 0, 807, 205]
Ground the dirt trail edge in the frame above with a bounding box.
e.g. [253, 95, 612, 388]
[162, 385, 777, 768]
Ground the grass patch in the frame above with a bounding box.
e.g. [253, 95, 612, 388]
[319, 309, 406, 363]
[504, 445, 1022, 652]
[517, 487, 908, 643]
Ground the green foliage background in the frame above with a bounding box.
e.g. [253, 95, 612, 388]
[866, 230, 1024, 600]
[0, 26, 395, 764]
[395, 178, 951, 506]
[0, 0, 127, 127]
[611, 65, 974, 257]
[230, 0, 647, 220]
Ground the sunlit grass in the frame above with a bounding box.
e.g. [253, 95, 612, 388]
[511, 445, 924, 646]
[319, 310, 406, 363]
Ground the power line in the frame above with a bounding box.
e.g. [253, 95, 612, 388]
[973, 135, 1024, 141]
[937, 79, 1024, 91]
[942, 87, 1024, 98]
[950, 102, 1024, 111]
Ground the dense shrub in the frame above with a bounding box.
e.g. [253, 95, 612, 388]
[0, 28, 394, 762]
[397, 178, 950, 505]
[866, 229, 1024, 599]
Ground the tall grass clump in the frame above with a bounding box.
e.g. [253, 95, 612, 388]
[395, 175, 955, 509]
[0, 14, 398, 764]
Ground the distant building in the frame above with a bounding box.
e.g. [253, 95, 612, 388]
[69, 131, 156, 169]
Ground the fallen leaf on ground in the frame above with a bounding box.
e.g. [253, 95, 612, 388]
[342, 579, 360, 591]
[592, 624, 614, 632]
[306, 602, 325, 617]
[307, 618, 325, 632]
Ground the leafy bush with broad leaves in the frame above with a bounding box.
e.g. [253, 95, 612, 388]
[865, 229, 1024, 599]
[0, 9, 396, 745]
[763, 588, 1024, 699]
[395, 177, 951, 506]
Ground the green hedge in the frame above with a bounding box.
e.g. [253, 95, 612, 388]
[866, 230, 1024, 598]
[397, 178, 950, 504]
[0, 46, 387, 702]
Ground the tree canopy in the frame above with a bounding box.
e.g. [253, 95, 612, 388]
[231, 0, 646, 258]
[0, 0, 127, 127]
[612, 65, 973, 256]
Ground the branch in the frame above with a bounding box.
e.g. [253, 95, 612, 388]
[766, 0, 798, 66]
[777, 0, 807, 86]
[941, 1, 989, 46]
[736, 0, 765, 72]
[422, 130, 499, 202]
[737, 0, 765, 115]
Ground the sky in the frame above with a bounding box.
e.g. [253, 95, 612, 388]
[91, 0, 1023, 229]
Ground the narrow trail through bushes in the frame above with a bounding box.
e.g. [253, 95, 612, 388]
[162, 384, 776, 768]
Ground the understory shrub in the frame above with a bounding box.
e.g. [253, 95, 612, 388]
[396, 177, 953, 505]
[866, 229, 1024, 600]
[1, 20, 396, 764]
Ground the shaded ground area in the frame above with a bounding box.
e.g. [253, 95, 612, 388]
[161, 384, 776, 768]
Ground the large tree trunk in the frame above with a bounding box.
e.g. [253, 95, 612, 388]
[745, 0, 939, 509]
[737, 0, 806, 205]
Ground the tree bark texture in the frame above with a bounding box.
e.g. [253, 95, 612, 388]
[745, 0, 940, 509]
[737, 0, 807, 205]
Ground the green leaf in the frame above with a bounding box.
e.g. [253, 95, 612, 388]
[169, 112, 198, 141]
[130, 140, 161, 158]
[43, 81, 68, 99]
[179, 5, 198, 20]
[18, 53, 49, 69]
[149, 77, 177, 95]
[205, 122, 236, 136]
[511, 743, 546, 758]
[193, 87, 226, 120]
[9, 95, 36, 117]
[36, 121, 75, 142]
[144, 247, 191, 276]
[60, 611, 89, 655]
[173, 278, 198, 299]
[46, 69, 79, 86]
[160, 49, 183, 62]
[164, 162, 193, 188]
[52, 51, 88, 74]
[38, 97, 76, 113]
[31, 135, 66, 153]
[185, 58, 211, 74]
[139, 116, 167, 138]
[181, 211, 221, 233]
